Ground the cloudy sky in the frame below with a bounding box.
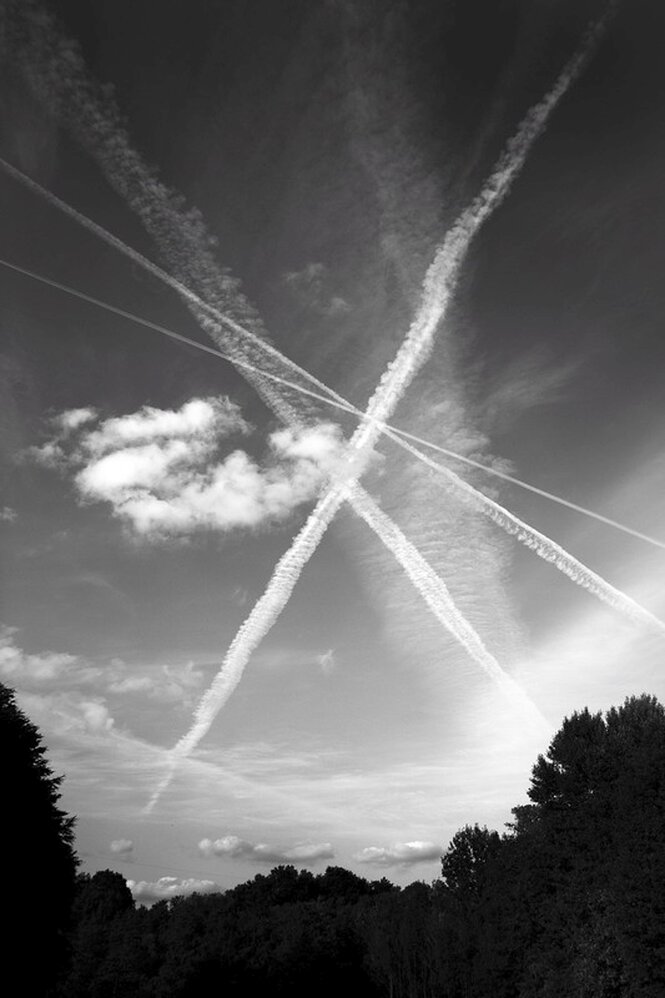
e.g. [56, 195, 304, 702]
[1, 0, 665, 899]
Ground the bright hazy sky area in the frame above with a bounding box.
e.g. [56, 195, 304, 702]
[1, 0, 665, 900]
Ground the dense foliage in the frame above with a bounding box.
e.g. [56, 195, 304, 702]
[0, 682, 79, 995]
[8, 686, 665, 996]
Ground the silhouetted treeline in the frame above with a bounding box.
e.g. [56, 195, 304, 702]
[5, 680, 665, 996]
[0, 684, 78, 995]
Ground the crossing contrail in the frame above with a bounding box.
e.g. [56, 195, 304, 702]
[5, 2, 642, 809]
[0, 155, 544, 723]
[1, 8, 552, 730]
[145, 479, 551, 814]
[4, 7, 551, 784]
[143, 12, 616, 806]
[0, 92, 540, 728]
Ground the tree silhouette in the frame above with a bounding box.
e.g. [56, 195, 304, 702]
[1, 682, 78, 994]
[12, 689, 660, 998]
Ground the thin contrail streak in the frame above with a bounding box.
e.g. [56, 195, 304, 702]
[144, 13, 618, 807]
[3, 253, 663, 552]
[387, 435, 665, 636]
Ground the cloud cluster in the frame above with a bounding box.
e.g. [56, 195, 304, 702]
[18, 688, 115, 737]
[0, 625, 204, 706]
[0, 625, 79, 684]
[354, 841, 443, 867]
[31, 398, 348, 539]
[198, 835, 334, 865]
[127, 876, 219, 905]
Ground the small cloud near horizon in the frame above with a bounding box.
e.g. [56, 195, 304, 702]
[128, 876, 219, 905]
[198, 835, 335, 865]
[354, 841, 443, 867]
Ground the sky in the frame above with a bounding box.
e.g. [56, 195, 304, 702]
[1, 0, 665, 900]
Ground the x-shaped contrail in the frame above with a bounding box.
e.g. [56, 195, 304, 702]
[0, 1, 631, 812]
[144, 12, 619, 810]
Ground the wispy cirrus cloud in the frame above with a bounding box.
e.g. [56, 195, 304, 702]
[479, 347, 582, 432]
[282, 262, 351, 318]
[29, 398, 349, 539]
[198, 835, 334, 865]
[316, 649, 336, 676]
[354, 840, 443, 867]
[110, 838, 134, 858]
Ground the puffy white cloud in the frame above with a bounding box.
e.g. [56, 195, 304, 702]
[77, 439, 196, 496]
[84, 398, 245, 454]
[353, 841, 443, 867]
[31, 398, 349, 539]
[110, 838, 134, 857]
[17, 689, 116, 738]
[30, 440, 66, 468]
[0, 506, 17, 523]
[79, 699, 115, 734]
[53, 407, 98, 434]
[128, 876, 219, 904]
[198, 835, 334, 865]
[107, 676, 155, 695]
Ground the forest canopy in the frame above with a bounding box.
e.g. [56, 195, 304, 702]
[5, 687, 665, 997]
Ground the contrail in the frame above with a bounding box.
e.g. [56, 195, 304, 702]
[0, 156, 545, 706]
[6, 4, 642, 807]
[3, 253, 664, 553]
[1, 8, 549, 700]
[143, 12, 615, 805]
[146, 478, 550, 813]
[3, 9, 550, 763]
[386, 435, 665, 636]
